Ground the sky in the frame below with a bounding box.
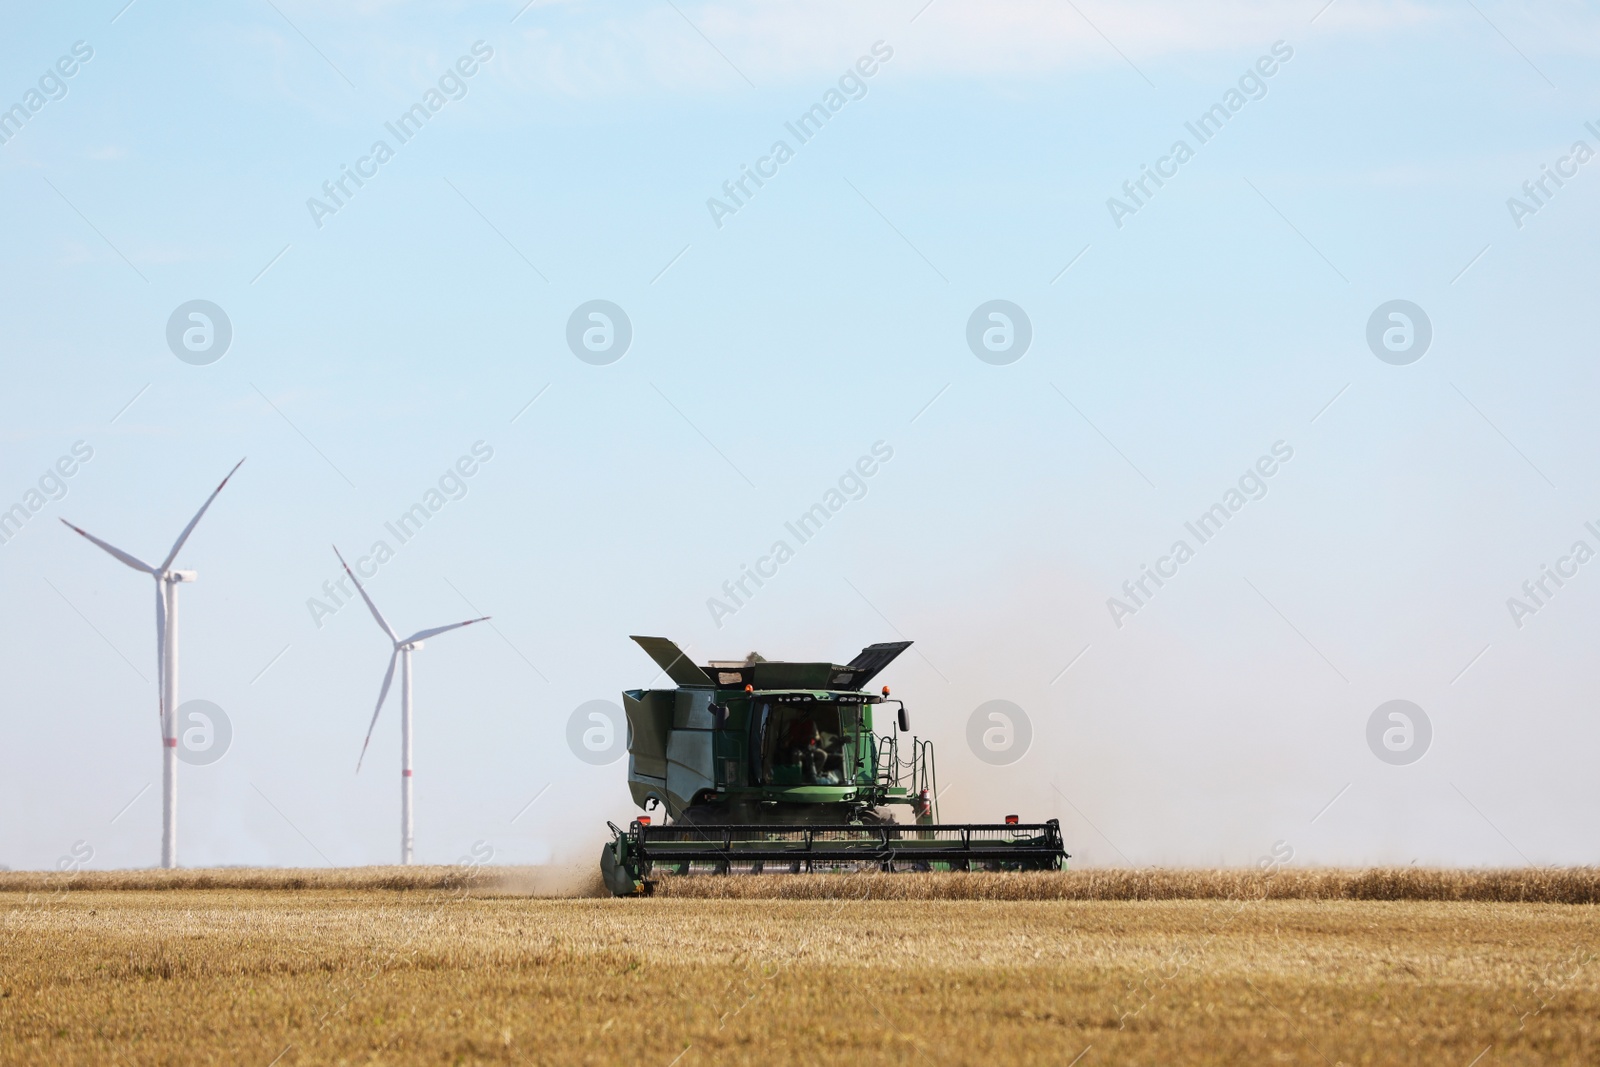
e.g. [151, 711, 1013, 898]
[2, 0, 1598, 873]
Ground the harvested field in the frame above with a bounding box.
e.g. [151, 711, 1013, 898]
[0, 865, 604, 897]
[4, 873, 1599, 1065]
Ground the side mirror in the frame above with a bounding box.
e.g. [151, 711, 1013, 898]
[897, 707, 910, 733]
[710, 703, 728, 728]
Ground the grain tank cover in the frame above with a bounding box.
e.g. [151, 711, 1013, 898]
[629, 636, 713, 687]
[844, 641, 914, 686]
[635, 638, 914, 691]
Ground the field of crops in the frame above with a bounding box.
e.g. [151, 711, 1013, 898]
[4, 869, 1599, 1065]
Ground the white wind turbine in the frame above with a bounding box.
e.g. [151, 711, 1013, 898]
[60, 458, 245, 869]
[335, 547, 488, 865]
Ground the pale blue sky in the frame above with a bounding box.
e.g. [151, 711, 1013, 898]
[3, 0, 1598, 871]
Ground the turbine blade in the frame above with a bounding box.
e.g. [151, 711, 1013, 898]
[155, 581, 167, 733]
[356, 649, 398, 773]
[333, 545, 397, 641]
[59, 519, 156, 573]
[402, 617, 490, 645]
[160, 458, 245, 572]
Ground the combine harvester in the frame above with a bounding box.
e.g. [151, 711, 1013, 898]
[600, 636, 1067, 895]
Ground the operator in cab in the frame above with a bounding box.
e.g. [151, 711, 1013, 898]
[784, 717, 828, 782]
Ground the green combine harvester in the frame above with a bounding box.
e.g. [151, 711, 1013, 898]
[600, 636, 1067, 895]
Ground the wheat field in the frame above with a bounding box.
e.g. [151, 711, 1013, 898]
[8, 864, 1600, 901]
[4, 869, 1599, 1065]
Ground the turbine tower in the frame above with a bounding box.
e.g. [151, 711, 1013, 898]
[335, 547, 487, 865]
[60, 458, 245, 869]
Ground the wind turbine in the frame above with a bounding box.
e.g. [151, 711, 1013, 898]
[60, 458, 245, 869]
[334, 547, 488, 865]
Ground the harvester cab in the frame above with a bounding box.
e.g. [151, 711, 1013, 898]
[600, 636, 1068, 896]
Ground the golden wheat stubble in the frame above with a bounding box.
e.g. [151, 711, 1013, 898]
[2, 885, 1598, 1066]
